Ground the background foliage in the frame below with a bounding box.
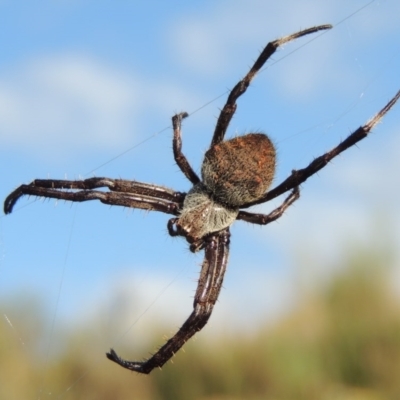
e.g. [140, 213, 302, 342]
[2, 245, 399, 400]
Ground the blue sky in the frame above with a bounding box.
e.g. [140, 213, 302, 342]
[1, 0, 400, 391]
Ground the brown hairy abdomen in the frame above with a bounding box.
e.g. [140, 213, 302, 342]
[201, 133, 276, 206]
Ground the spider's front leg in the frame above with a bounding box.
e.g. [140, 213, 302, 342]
[4, 177, 184, 216]
[106, 229, 230, 374]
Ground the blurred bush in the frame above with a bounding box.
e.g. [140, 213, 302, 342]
[1, 246, 400, 400]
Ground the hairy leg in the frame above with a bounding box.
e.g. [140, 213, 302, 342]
[4, 177, 184, 215]
[106, 229, 230, 374]
[242, 89, 400, 208]
[237, 187, 299, 225]
[211, 24, 332, 146]
[172, 112, 200, 184]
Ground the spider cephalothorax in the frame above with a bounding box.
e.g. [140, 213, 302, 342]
[4, 24, 400, 375]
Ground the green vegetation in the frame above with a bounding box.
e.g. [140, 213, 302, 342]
[2, 248, 400, 400]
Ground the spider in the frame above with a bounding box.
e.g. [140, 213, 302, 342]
[4, 24, 400, 375]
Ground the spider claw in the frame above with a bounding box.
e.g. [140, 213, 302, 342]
[105, 348, 119, 363]
[106, 348, 152, 374]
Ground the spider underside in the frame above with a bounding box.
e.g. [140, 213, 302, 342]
[4, 24, 400, 375]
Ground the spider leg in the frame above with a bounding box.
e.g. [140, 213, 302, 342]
[106, 229, 230, 374]
[237, 187, 299, 225]
[4, 177, 184, 216]
[211, 24, 332, 146]
[241, 89, 400, 209]
[172, 112, 200, 184]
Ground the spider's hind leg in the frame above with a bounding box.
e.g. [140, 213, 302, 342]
[240, 89, 400, 208]
[211, 24, 332, 146]
[236, 187, 300, 225]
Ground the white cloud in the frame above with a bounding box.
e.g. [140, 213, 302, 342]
[168, 0, 335, 78]
[168, 0, 400, 104]
[69, 266, 297, 343]
[0, 54, 139, 155]
[0, 53, 204, 162]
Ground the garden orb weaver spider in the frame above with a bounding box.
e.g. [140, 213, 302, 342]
[4, 24, 400, 375]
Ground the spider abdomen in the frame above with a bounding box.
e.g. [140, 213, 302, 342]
[201, 133, 276, 206]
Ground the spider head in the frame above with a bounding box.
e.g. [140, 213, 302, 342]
[168, 183, 238, 252]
